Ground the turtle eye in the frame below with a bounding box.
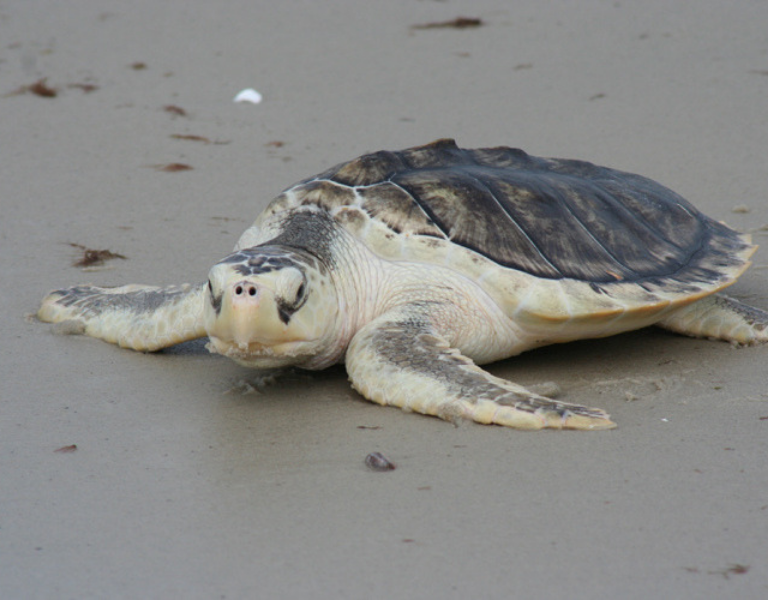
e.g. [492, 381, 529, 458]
[296, 282, 306, 303]
[208, 280, 223, 314]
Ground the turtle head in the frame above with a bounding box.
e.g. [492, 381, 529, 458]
[203, 248, 338, 368]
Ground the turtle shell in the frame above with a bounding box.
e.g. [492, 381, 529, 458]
[251, 139, 754, 324]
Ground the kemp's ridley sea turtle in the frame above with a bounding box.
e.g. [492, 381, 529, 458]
[38, 139, 768, 430]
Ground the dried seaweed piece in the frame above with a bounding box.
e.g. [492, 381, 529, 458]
[170, 134, 230, 145]
[6, 79, 99, 98]
[709, 564, 750, 579]
[8, 78, 59, 98]
[67, 83, 99, 93]
[69, 243, 127, 267]
[55, 444, 78, 453]
[411, 17, 483, 30]
[171, 134, 211, 143]
[130, 62, 147, 70]
[163, 104, 187, 117]
[365, 451, 396, 471]
[152, 163, 193, 172]
[29, 78, 59, 97]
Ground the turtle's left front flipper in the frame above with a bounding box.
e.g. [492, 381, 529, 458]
[345, 309, 616, 430]
[38, 283, 208, 351]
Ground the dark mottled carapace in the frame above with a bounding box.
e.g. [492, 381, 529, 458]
[288, 139, 748, 284]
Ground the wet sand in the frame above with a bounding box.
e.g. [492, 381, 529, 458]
[3, 1, 768, 597]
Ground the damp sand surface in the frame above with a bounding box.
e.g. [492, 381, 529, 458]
[3, 1, 768, 598]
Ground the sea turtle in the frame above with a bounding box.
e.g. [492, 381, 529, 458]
[38, 139, 768, 430]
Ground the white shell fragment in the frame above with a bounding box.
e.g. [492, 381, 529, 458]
[233, 88, 263, 104]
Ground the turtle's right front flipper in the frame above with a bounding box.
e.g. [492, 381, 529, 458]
[345, 308, 616, 431]
[38, 283, 208, 351]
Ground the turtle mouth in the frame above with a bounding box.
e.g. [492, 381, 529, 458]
[206, 336, 307, 367]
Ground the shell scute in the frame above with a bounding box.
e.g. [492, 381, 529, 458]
[326, 151, 407, 187]
[357, 183, 443, 236]
[393, 168, 563, 278]
[293, 179, 356, 211]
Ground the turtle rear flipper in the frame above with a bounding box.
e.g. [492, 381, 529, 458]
[656, 293, 768, 345]
[345, 308, 616, 430]
[38, 283, 207, 351]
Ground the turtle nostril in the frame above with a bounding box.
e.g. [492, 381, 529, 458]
[233, 283, 257, 298]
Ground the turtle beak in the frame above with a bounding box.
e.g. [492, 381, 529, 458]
[218, 280, 289, 347]
[225, 280, 267, 348]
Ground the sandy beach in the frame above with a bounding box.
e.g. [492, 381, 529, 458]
[2, 1, 768, 597]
